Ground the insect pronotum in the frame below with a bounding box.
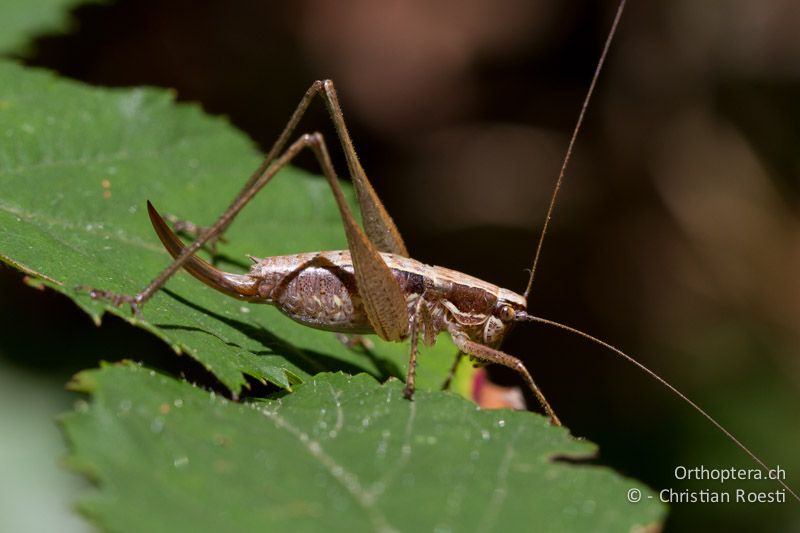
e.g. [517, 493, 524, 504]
[85, 0, 798, 501]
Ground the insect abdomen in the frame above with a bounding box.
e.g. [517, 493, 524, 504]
[251, 251, 429, 335]
[272, 265, 372, 333]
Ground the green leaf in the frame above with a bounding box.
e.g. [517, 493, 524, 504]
[62, 363, 666, 532]
[0, 359, 90, 533]
[0, 60, 460, 392]
[0, 0, 103, 56]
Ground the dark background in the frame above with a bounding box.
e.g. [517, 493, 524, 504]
[2, 0, 799, 530]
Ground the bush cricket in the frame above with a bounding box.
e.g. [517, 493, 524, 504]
[84, 0, 798, 501]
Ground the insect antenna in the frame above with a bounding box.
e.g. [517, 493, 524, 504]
[515, 311, 800, 503]
[514, 0, 799, 503]
[523, 0, 627, 300]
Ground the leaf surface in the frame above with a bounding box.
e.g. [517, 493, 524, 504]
[63, 364, 666, 532]
[0, 0, 102, 55]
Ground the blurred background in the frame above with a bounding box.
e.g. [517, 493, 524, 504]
[2, 0, 799, 530]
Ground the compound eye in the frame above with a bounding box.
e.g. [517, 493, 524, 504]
[498, 304, 515, 322]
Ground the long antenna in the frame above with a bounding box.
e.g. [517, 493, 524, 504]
[524, 0, 627, 300]
[516, 311, 800, 503]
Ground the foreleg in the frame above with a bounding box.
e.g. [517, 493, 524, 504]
[449, 331, 561, 425]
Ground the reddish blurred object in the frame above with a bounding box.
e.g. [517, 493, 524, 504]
[471, 367, 526, 410]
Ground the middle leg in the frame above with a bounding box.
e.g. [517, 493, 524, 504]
[403, 297, 426, 400]
[441, 351, 464, 391]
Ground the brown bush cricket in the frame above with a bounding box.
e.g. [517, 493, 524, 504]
[85, 0, 798, 502]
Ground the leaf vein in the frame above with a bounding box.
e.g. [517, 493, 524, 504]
[261, 407, 397, 532]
